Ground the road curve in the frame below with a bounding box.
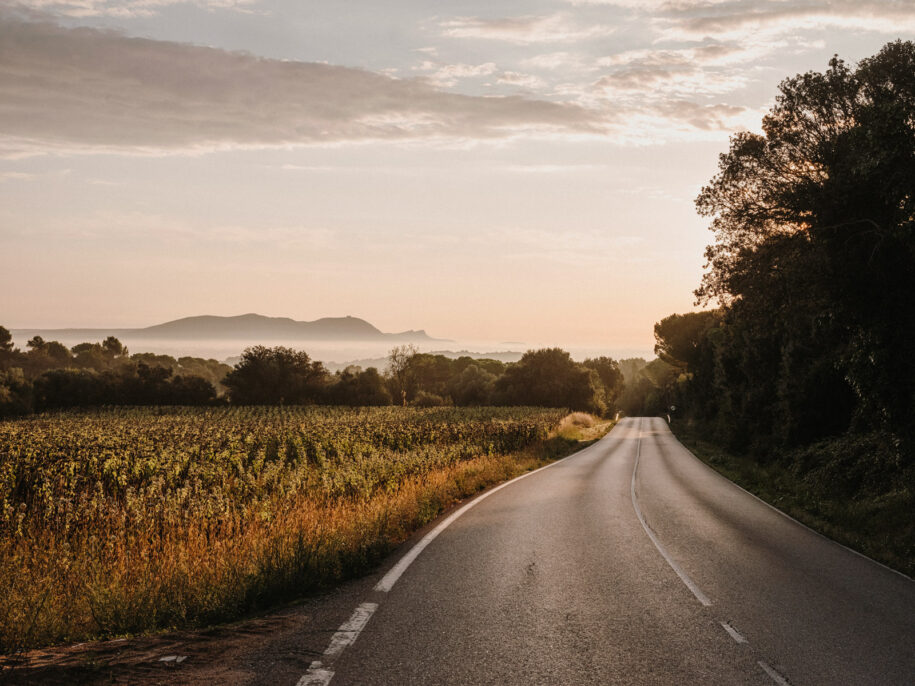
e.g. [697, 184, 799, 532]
[304, 417, 915, 686]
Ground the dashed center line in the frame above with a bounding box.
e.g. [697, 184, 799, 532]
[759, 660, 793, 685]
[630, 418, 712, 607]
[293, 419, 799, 686]
[630, 420, 797, 685]
[720, 621, 748, 644]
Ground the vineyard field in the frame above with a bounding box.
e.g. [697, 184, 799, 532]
[0, 406, 581, 651]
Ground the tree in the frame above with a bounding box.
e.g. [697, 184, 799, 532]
[102, 336, 128, 358]
[653, 311, 720, 371]
[0, 326, 12, 353]
[327, 366, 391, 406]
[494, 348, 602, 413]
[223, 346, 328, 404]
[0, 326, 17, 371]
[694, 41, 915, 447]
[448, 363, 496, 406]
[582, 357, 624, 414]
[618, 358, 647, 385]
[386, 344, 418, 406]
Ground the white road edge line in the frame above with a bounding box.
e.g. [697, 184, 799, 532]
[295, 602, 378, 686]
[324, 602, 378, 657]
[719, 620, 748, 644]
[294, 434, 611, 685]
[672, 434, 913, 582]
[630, 418, 713, 607]
[296, 665, 334, 686]
[758, 660, 792, 685]
[374, 442, 596, 592]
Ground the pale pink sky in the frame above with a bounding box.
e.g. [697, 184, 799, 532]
[1, 1, 911, 354]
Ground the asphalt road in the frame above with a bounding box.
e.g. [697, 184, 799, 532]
[302, 417, 915, 686]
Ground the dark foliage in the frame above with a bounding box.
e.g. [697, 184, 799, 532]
[326, 366, 392, 406]
[33, 366, 217, 410]
[639, 42, 914, 503]
[494, 348, 604, 413]
[690, 41, 915, 454]
[223, 346, 329, 404]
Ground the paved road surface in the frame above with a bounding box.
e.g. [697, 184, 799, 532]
[301, 417, 914, 686]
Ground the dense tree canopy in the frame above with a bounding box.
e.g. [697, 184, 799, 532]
[494, 348, 604, 413]
[223, 346, 328, 405]
[654, 41, 915, 459]
[653, 312, 720, 371]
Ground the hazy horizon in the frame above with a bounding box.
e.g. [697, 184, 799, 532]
[6, 329, 656, 366]
[2, 2, 912, 350]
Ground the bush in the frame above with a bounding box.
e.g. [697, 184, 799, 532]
[412, 391, 448, 407]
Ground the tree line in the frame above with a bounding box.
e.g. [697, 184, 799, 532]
[624, 41, 914, 494]
[0, 331, 625, 417]
[0, 330, 232, 415]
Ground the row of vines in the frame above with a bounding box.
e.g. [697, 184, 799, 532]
[0, 406, 566, 651]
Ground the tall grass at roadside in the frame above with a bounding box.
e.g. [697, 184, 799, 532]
[0, 406, 605, 652]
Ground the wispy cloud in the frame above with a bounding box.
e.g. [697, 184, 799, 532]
[0, 15, 605, 155]
[649, 1, 915, 40]
[522, 51, 597, 73]
[0, 171, 36, 182]
[590, 43, 765, 96]
[496, 72, 548, 91]
[440, 13, 615, 44]
[9, 0, 259, 18]
[413, 61, 498, 88]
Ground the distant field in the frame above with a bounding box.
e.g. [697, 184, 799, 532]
[0, 406, 593, 652]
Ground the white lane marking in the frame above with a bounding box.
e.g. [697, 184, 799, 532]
[294, 428, 618, 686]
[758, 660, 792, 685]
[324, 602, 378, 657]
[719, 621, 747, 644]
[295, 602, 378, 686]
[669, 427, 913, 583]
[630, 418, 713, 606]
[296, 664, 334, 686]
[374, 439, 604, 592]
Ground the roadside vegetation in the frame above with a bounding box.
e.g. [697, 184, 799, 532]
[0, 406, 610, 652]
[675, 427, 914, 578]
[622, 42, 915, 576]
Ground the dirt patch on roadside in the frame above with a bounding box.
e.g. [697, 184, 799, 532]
[0, 587, 362, 686]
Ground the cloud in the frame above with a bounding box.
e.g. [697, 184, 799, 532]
[496, 72, 548, 90]
[0, 171, 37, 182]
[413, 61, 498, 88]
[651, 100, 749, 131]
[651, 1, 915, 40]
[0, 15, 606, 155]
[9, 0, 258, 18]
[591, 43, 760, 96]
[440, 13, 615, 44]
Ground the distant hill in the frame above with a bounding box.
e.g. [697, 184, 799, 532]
[14, 314, 446, 343]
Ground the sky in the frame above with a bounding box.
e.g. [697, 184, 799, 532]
[1, 1, 912, 356]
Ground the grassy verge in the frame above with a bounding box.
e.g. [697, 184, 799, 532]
[0, 409, 612, 653]
[672, 424, 914, 578]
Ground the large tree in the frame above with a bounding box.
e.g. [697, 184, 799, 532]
[223, 346, 328, 404]
[695, 41, 915, 443]
[494, 348, 602, 413]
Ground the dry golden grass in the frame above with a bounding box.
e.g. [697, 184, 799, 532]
[557, 412, 613, 442]
[0, 406, 611, 653]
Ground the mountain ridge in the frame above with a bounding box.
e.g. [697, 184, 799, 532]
[13, 313, 446, 343]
